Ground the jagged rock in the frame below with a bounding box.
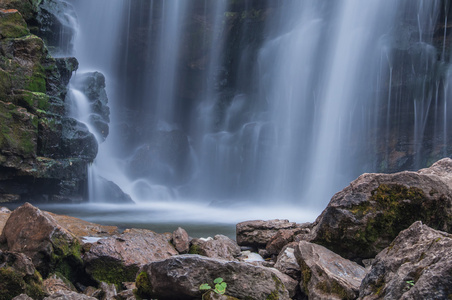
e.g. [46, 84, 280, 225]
[43, 291, 97, 300]
[266, 228, 301, 256]
[136, 254, 290, 300]
[87, 175, 134, 204]
[269, 268, 299, 299]
[189, 235, 241, 260]
[43, 273, 77, 295]
[0, 250, 45, 300]
[310, 158, 452, 262]
[1, 203, 83, 278]
[295, 241, 367, 300]
[359, 221, 452, 300]
[274, 242, 301, 281]
[99, 282, 117, 300]
[172, 227, 190, 254]
[236, 219, 299, 248]
[83, 228, 178, 285]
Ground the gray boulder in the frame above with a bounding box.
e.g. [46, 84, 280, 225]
[295, 241, 367, 300]
[274, 242, 301, 281]
[311, 158, 452, 262]
[136, 254, 290, 300]
[172, 227, 190, 254]
[359, 221, 452, 300]
[189, 235, 241, 260]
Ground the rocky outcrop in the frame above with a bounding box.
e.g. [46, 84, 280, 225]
[359, 221, 452, 300]
[295, 241, 367, 300]
[0, 203, 83, 279]
[0, 4, 100, 204]
[83, 228, 178, 285]
[136, 254, 290, 300]
[310, 158, 452, 262]
[189, 235, 241, 260]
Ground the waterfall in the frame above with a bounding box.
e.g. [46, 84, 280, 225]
[64, 0, 452, 218]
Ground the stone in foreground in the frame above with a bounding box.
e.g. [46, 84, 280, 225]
[136, 254, 290, 300]
[295, 241, 367, 300]
[359, 221, 452, 300]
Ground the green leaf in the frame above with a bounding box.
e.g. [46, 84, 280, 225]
[213, 277, 223, 284]
[199, 283, 212, 290]
[215, 282, 227, 294]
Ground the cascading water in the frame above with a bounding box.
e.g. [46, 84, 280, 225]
[56, 0, 452, 231]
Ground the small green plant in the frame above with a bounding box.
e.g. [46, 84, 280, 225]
[199, 277, 227, 299]
[406, 280, 415, 287]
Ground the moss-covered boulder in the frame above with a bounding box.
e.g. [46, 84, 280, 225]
[1, 203, 83, 280]
[359, 221, 452, 299]
[310, 158, 452, 262]
[0, 250, 46, 300]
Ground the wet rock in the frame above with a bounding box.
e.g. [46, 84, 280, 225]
[189, 235, 241, 260]
[295, 241, 367, 300]
[274, 242, 301, 281]
[359, 221, 452, 300]
[311, 158, 452, 262]
[236, 219, 299, 248]
[266, 228, 301, 256]
[99, 282, 117, 300]
[0, 250, 46, 300]
[87, 175, 134, 204]
[12, 295, 34, 300]
[1, 203, 83, 278]
[0, 8, 30, 39]
[83, 228, 178, 285]
[136, 254, 290, 300]
[172, 227, 190, 254]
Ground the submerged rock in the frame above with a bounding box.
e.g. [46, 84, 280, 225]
[136, 254, 290, 300]
[83, 228, 178, 285]
[359, 221, 452, 300]
[295, 241, 367, 300]
[311, 158, 452, 262]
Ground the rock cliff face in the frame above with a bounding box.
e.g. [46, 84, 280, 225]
[0, 1, 104, 203]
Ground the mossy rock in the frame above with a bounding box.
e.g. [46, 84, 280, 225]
[0, 9, 30, 39]
[87, 257, 139, 287]
[0, 267, 45, 300]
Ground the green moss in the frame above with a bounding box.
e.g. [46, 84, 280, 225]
[49, 234, 83, 281]
[189, 244, 202, 255]
[135, 271, 153, 299]
[88, 258, 139, 286]
[370, 276, 385, 296]
[26, 67, 46, 93]
[315, 280, 350, 299]
[0, 10, 30, 39]
[299, 259, 312, 293]
[0, 267, 45, 300]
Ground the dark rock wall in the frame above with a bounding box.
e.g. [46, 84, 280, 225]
[0, 1, 99, 203]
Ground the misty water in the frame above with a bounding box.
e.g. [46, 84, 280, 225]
[44, 0, 452, 237]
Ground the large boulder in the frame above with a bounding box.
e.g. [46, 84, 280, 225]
[136, 254, 290, 300]
[83, 228, 178, 285]
[0, 250, 46, 300]
[189, 235, 241, 260]
[295, 241, 367, 300]
[359, 221, 452, 300]
[310, 158, 452, 262]
[0, 203, 83, 279]
[236, 219, 300, 248]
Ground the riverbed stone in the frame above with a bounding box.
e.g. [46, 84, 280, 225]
[1, 203, 83, 279]
[274, 242, 301, 281]
[83, 228, 178, 285]
[236, 219, 299, 248]
[172, 227, 190, 254]
[189, 235, 241, 260]
[358, 221, 452, 300]
[310, 158, 452, 262]
[295, 241, 367, 300]
[136, 254, 290, 300]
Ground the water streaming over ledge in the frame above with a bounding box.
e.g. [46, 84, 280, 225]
[60, 0, 452, 227]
